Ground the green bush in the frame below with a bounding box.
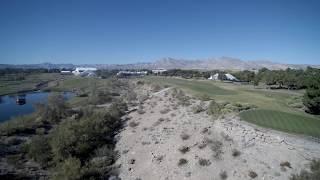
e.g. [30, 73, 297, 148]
[303, 68, 320, 115]
[27, 136, 52, 167]
[89, 91, 112, 105]
[50, 103, 124, 162]
[35, 93, 68, 123]
[53, 157, 82, 180]
[0, 114, 40, 136]
[207, 100, 223, 116]
[303, 88, 320, 115]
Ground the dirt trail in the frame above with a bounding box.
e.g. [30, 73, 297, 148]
[115, 88, 320, 180]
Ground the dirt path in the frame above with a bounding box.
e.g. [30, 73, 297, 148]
[115, 88, 320, 180]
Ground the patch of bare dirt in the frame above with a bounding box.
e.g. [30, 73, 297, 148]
[115, 86, 320, 180]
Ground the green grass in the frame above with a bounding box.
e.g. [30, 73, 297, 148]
[145, 77, 235, 95]
[0, 73, 63, 95]
[145, 76, 320, 137]
[240, 109, 320, 137]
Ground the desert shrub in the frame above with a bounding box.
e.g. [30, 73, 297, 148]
[152, 84, 162, 92]
[53, 157, 82, 180]
[108, 100, 128, 116]
[280, 161, 292, 168]
[141, 141, 151, 145]
[35, 93, 68, 123]
[290, 159, 320, 180]
[27, 136, 52, 167]
[193, 102, 206, 114]
[207, 101, 256, 115]
[220, 171, 228, 180]
[138, 94, 149, 103]
[198, 142, 207, 149]
[201, 128, 209, 134]
[6, 154, 22, 167]
[5, 137, 23, 146]
[137, 104, 145, 114]
[170, 113, 176, 117]
[160, 108, 171, 114]
[231, 149, 241, 157]
[126, 91, 137, 103]
[90, 91, 112, 105]
[231, 103, 257, 112]
[129, 121, 139, 128]
[35, 127, 46, 135]
[199, 94, 211, 101]
[180, 133, 190, 140]
[50, 104, 124, 162]
[248, 171, 258, 178]
[171, 88, 178, 97]
[86, 145, 118, 176]
[220, 132, 233, 141]
[178, 146, 190, 154]
[198, 158, 211, 166]
[210, 140, 223, 159]
[207, 100, 223, 116]
[172, 88, 191, 106]
[136, 80, 144, 85]
[178, 158, 188, 166]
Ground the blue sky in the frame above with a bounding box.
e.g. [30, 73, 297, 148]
[0, 0, 319, 64]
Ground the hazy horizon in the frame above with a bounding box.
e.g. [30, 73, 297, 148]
[1, 56, 320, 66]
[1, 0, 319, 65]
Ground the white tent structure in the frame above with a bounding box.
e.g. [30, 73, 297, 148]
[225, 73, 238, 81]
[208, 73, 238, 81]
[208, 73, 219, 80]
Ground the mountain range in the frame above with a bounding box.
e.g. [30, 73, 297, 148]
[1, 57, 319, 70]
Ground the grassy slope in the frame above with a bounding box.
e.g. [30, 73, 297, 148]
[145, 76, 320, 137]
[0, 73, 62, 95]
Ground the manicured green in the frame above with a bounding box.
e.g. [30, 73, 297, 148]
[146, 76, 320, 137]
[240, 109, 320, 137]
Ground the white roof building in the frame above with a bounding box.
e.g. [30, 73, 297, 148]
[152, 68, 167, 74]
[116, 71, 148, 77]
[72, 67, 97, 76]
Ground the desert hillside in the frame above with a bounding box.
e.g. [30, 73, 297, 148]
[114, 83, 320, 180]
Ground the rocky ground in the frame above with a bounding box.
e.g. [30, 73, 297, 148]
[115, 86, 320, 180]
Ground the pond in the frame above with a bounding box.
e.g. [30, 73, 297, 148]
[0, 91, 74, 123]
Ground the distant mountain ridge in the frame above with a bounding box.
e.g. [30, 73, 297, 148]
[1, 57, 319, 70]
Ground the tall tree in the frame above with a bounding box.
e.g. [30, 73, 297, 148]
[303, 67, 320, 114]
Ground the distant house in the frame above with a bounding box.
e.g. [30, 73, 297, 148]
[116, 71, 148, 77]
[208, 73, 239, 81]
[152, 68, 167, 74]
[72, 67, 97, 77]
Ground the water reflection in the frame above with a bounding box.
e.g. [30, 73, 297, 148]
[16, 94, 26, 105]
[0, 92, 74, 123]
